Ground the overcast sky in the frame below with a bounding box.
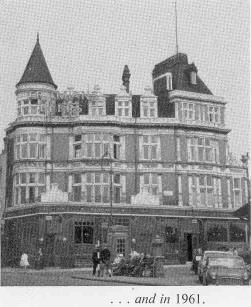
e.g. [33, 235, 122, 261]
[0, 0, 249, 158]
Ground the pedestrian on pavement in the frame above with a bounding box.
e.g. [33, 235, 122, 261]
[36, 248, 43, 269]
[100, 244, 112, 277]
[92, 244, 101, 277]
[20, 252, 29, 270]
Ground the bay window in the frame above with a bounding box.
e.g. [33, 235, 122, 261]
[86, 173, 110, 203]
[187, 137, 219, 163]
[199, 175, 213, 207]
[72, 133, 121, 159]
[16, 133, 47, 160]
[14, 172, 45, 205]
[141, 173, 159, 195]
[141, 135, 159, 160]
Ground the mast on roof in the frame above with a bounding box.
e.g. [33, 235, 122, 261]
[174, 0, 179, 56]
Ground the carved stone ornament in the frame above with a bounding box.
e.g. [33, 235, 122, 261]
[131, 187, 160, 206]
[41, 183, 68, 203]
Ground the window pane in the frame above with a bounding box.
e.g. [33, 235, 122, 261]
[152, 174, 158, 184]
[74, 226, 82, 243]
[118, 109, 122, 116]
[73, 186, 81, 202]
[29, 187, 35, 203]
[21, 173, 26, 184]
[144, 174, 149, 184]
[16, 174, 19, 184]
[29, 173, 36, 183]
[38, 186, 45, 198]
[82, 226, 93, 244]
[124, 109, 129, 116]
[151, 146, 157, 159]
[86, 186, 92, 202]
[103, 186, 109, 203]
[30, 133, 37, 141]
[152, 186, 158, 195]
[21, 187, 26, 204]
[21, 144, 28, 158]
[234, 178, 240, 188]
[95, 173, 101, 183]
[74, 135, 81, 142]
[103, 173, 109, 183]
[30, 143, 37, 158]
[114, 186, 120, 203]
[94, 186, 101, 202]
[143, 146, 148, 159]
[16, 145, 20, 159]
[198, 148, 204, 161]
[114, 174, 120, 184]
[87, 144, 93, 157]
[143, 136, 148, 143]
[38, 144, 46, 158]
[74, 173, 81, 183]
[74, 144, 81, 158]
[86, 173, 92, 183]
[94, 143, 101, 157]
[143, 107, 148, 117]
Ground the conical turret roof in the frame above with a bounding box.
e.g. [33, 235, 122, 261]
[16, 36, 57, 89]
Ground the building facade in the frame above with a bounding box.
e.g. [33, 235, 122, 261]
[2, 38, 248, 267]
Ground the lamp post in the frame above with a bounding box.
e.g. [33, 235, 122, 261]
[241, 152, 250, 248]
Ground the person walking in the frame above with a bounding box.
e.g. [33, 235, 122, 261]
[100, 244, 112, 277]
[92, 245, 101, 277]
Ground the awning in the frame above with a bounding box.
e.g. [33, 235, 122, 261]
[233, 203, 249, 220]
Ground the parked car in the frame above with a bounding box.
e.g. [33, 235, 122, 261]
[198, 251, 232, 283]
[202, 256, 249, 286]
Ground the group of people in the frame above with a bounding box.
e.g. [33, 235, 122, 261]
[92, 244, 112, 277]
[19, 248, 43, 270]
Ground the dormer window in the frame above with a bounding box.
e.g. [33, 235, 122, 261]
[117, 100, 130, 117]
[141, 100, 157, 118]
[90, 101, 104, 117]
[190, 71, 197, 85]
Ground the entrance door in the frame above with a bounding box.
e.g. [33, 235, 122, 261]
[44, 234, 55, 267]
[185, 233, 193, 261]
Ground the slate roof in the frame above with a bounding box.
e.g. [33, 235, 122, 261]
[152, 53, 212, 95]
[16, 37, 57, 89]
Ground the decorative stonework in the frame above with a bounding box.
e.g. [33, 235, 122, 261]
[131, 187, 160, 206]
[40, 183, 68, 203]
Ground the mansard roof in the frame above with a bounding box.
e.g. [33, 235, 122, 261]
[16, 36, 57, 89]
[152, 53, 212, 95]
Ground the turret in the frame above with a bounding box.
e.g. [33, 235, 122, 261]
[15, 34, 57, 119]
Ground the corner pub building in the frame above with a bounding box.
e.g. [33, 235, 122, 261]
[1, 36, 248, 267]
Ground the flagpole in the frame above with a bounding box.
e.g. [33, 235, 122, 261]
[175, 0, 179, 55]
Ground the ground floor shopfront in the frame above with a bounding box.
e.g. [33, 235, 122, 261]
[1, 203, 248, 268]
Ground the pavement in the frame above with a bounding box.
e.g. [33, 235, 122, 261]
[1, 263, 202, 286]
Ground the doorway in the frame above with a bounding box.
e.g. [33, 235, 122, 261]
[185, 233, 193, 261]
[44, 234, 55, 267]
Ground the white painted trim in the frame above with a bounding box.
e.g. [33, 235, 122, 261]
[3, 211, 240, 221]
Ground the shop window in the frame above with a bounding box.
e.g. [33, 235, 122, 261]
[165, 226, 178, 243]
[74, 221, 94, 244]
[230, 224, 245, 242]
[207, 226, 227, 242]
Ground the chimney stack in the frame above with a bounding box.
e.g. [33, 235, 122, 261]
[122, 65, 131, 93]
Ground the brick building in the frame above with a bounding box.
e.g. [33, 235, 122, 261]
[1, 37, 248, 267]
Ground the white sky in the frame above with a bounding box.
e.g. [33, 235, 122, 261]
[0, 0, 249, 157]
